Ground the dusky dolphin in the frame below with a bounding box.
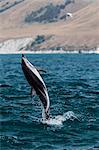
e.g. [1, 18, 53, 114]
[21, 54, 50, 119]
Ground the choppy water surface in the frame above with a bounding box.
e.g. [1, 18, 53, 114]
[0, 54, 99, 150]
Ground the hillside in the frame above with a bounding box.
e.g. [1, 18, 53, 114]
[0, 0, 99, 51]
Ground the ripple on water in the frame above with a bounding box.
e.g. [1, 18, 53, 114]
[0, 54, 99, 150]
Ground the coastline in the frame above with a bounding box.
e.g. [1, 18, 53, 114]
[0, 49, 99, 54]
[0, 50, 66, 54]
[0, 38, 99, 54]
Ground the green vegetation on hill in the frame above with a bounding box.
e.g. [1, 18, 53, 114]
[0, 0, 24, 13]
[25, 1, 73, 23]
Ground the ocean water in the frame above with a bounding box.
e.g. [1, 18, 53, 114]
[0, 54, 99, 150]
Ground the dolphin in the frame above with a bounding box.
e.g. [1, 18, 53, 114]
[21, 54, 50, 119]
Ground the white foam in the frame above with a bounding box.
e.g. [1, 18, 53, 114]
[41, 111, 78, 126]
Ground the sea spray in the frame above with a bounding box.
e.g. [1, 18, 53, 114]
[41, 111, 78, 126]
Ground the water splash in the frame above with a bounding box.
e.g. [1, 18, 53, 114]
[41, 111, 78, 126]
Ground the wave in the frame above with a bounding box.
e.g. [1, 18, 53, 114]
[0, 83, 12, 88]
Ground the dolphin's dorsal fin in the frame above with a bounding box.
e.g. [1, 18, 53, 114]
[31, 88, 36, 97]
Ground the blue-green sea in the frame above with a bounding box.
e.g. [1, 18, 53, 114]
[0, 54, 99, 150]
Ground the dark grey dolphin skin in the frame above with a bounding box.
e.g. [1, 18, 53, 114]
[21, 54, 50, 119]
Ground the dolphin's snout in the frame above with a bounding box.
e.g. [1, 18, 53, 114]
[22, 54, 24, 57]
